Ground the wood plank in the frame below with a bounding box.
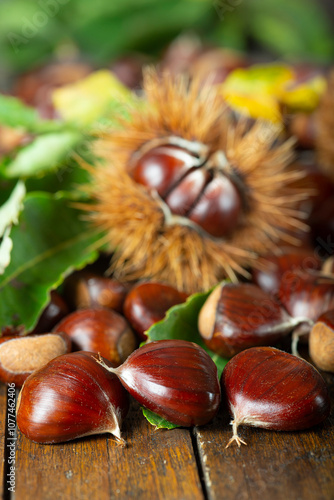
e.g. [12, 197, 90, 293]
[14, 401, 204, 500]
[106, 402, 203, 500]
[194, 372, 334, 500]
[0, 384, 7, 499]
[15, 433, 111, 500]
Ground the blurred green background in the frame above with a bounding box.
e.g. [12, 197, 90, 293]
[0, 0, 333, 90]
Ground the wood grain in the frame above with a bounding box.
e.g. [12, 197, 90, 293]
[194, 372, 334, 500]
[14, 401, 204, 500]
[3, 367, 334, 500]
[105, 402, 203, 500]
[15, 432, 111, 500]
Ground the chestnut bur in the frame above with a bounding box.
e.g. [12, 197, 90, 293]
[198, 283, 304, 358]
[96, 339, 221, 427]
[17, 352, 129, 445]
[222, 347, 330, 448]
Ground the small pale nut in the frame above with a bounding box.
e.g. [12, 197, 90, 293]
[0, 332, 71, 386]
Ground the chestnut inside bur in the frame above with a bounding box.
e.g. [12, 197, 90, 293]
[17, 352, 129, 445]
[96, 339, 221, 427]
[131, 141, 243, 238]
[222, 347, 330, 448]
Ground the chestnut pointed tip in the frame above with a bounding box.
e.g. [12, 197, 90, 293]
[110, 425, 126, 448]
[115, 437, 127, 448]
[225, 420, 247, 449]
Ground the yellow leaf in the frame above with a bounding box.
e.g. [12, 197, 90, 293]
[280, 75, 327, 111]
[52, 70, 132, 126]
[223, 93, 282, 123]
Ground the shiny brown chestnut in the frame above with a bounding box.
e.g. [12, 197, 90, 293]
[222, 346, 330, 447]
[53, 308, 137, 366]
[198, 283, 301, 358]
[0, 332, 71, 386]
[96, 339, 221, 427]
[17, 351, 129, 444]
[63, 271, 130, 313]
[309, 309, 334, 372]
[130, 143, 243, 238]
[31, 290, 69, 334]
[123, 282, 188, 341]
[252, 249, 321, 296]
[278, 273, 334, 322]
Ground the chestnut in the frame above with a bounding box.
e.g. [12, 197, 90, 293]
[17, 352, 129, 444]
[0, 332, 71, 386]
[222, 346, 330, 447]
[198, 283, 300, 358]
[130, 142, 244, 238]
[123, 282, 188, 341]
[97, 339, 221, 427]
[63, 271, 129, 313]
[31, 290, 69, 334]
[309, 309, 334, 372]
[252, 249, 321, 296]
[278, 273, 334, 322]
[53, 308, 137, 366]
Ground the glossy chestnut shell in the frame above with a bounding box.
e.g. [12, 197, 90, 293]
[131, 144, 243, 238]
[221, 346, 331, 447]
[17, 351, 129, 444]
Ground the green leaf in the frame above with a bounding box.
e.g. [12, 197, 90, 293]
[247, 0, 334, 62]
[2, 131, 82, 179]
[24, 160, 92, 199]
[0, 181, 26, 274]
[141, 408, 179, 430]
[147, 287, 229, 378]
[0, 94, 64, 133]
[0, 192, 102, 333]
[0, 181, 25, 237]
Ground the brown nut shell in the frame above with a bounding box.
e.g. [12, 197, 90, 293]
[64, 271, 129, 313]
[53, 308, 137, 365]
[222, 346, 331, 447]
[16, 351, 129, 444]
[123, 282, 188, 341]
[198, 283, 297, 358]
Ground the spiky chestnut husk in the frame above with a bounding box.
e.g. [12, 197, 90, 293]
[83, 69, 308, 293]
[316, 70, 334, 182]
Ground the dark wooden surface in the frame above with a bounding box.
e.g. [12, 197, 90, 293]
[1, 372, 334, 500]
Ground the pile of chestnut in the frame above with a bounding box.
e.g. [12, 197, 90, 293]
[0, 250, 333, 448]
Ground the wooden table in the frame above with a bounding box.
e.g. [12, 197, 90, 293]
[1, 370, 333, 500]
